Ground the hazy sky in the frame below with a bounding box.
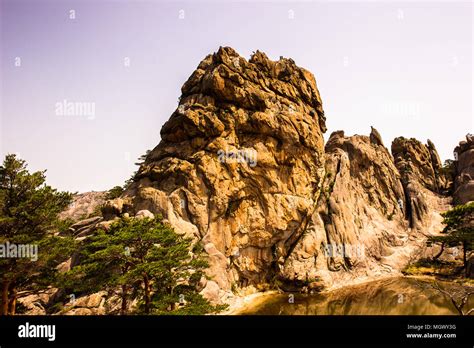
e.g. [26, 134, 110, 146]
[1, 0, 472, 193]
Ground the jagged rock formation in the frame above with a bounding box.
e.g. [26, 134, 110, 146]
[391, 137, 453, 229]
[95, 47, 455, 303]
[454, 134, 474, 204]
[18, 289, 110, 315]
[369, 126, 384, 147]
[17, 288, 58, 315]
[280, 129, 449, 291]
[104, 47, 327, 302]
[391, 137, 447, 193]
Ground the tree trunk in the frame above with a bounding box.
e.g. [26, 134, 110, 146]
[169, 285, 175, 311]
[433, 242, 445, 260]
[120, 284, 128, 315]
[144, 275, 150, 314]
[1, 281, 10, 316]
[463, 241, 468, 276]
[8, 284, 17, 315]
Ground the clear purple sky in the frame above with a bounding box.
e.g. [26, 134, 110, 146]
[1, 0, 472, 193]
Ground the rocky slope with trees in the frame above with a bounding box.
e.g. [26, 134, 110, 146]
[1, 47, 472, 314]
[99, 47, 470, 304]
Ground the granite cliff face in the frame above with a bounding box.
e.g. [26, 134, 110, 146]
[454, 135, 474, 205]
[104, 47, 328, 301]
[280, 130, 451, 291]
[391, 137, 452, 230]
[100, 47, 458, 303]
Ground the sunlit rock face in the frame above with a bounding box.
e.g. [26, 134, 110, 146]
[101, 47, 453, 302]
[280, 129, 449, 291]
[453, 134, 474, 205]
[104, 47, 327, 302]
[391, 137, 452, 229]
[391, 137, 444, 193]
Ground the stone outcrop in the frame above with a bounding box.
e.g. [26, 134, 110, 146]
[17, 288, 59, 315]
[60, 291, 108, 315]
[60, 191, 106, 221]
[91, 48, 456, 303]
[280, 128, 448, 291]
[453, 134, 474, 204]
[392, 137, 444, 193]
[104, 47, 327, 302]
[391, 137, 453, 229]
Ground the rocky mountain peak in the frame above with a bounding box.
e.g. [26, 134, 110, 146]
[102, 47, 333, 301]
[167, 46, 326, 145]
[391, 137, 444, 192]
[59, 191, 106, 221]
[369, 126, 384, 147]
[100, 48, 459, 303]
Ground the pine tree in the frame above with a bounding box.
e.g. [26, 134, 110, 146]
[105, 186, 124, 200]
[428, 202, 474, 275]
[0, 154, 74, 315]
[65, 216, 224, 315]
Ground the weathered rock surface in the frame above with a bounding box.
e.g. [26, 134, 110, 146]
[453, 134, 474, 204]
[135, 209, 155, 219]
[60, 191, 106, 221]
[391, 137, 453, 229]
[96, 48, 455, 303]
[105, 47, 327, 301]
[392, 137, 444, 194]
[280, 129, 449, 290]
[60, 291, 108, 315]
[17, 288, 59, 315]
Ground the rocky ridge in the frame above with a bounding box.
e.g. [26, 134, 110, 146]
[31, 47, 471, 313]
[281, 130, 451, 291]
[98, 47, 459, 304]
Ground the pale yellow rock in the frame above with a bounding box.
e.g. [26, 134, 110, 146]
[93, 48, 456, 304]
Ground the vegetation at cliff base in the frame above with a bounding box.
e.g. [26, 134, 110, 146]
[63, 216, 226, 315]
[403, 202, 473, 281]
[0, 154, 75, 315]
[0, 154, 225, 316]
[428, 202, 474, 274]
